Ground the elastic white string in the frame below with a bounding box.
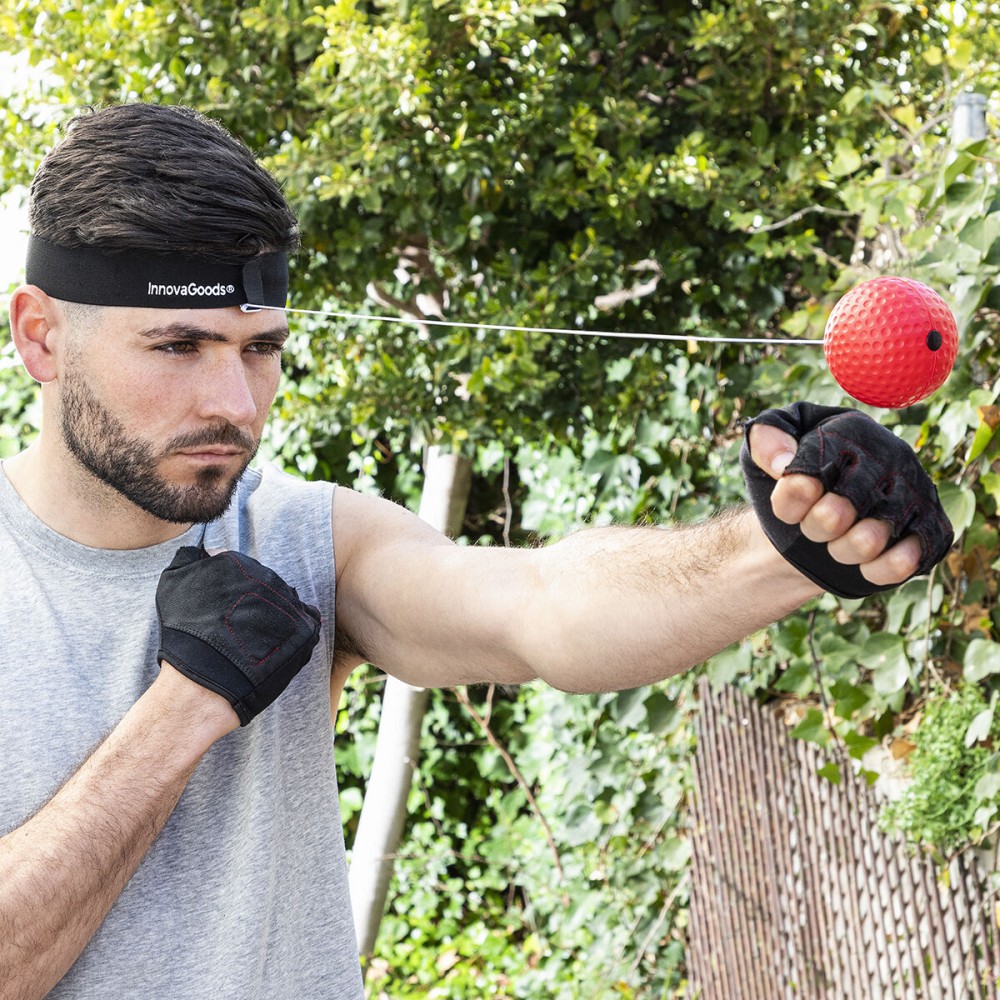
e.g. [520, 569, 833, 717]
[0, 289, 822, 347]
[243, 302, 825, 347]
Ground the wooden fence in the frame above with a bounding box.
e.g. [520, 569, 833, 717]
[687, 680, 1000, 999]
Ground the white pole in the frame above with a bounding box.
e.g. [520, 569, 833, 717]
[348, 446, 473, 959]
[952, 92, 987, 144]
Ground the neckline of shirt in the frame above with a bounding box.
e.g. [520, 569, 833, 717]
[0, 461, 206, 578]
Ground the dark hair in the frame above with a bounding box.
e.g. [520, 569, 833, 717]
[28, 104, 300, 263]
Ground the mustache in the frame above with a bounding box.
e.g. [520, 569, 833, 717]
[167, 424, 257, 453]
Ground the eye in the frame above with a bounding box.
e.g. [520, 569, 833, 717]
[154, 341, 198, 355]
[247, 341, 284, 357]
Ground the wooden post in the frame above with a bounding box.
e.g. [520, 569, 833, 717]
[348, 446, 472, 959]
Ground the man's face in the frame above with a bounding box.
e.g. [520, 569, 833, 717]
[56, 305, 288, 524]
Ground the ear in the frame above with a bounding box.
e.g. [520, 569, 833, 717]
[8, 285, 64, 384]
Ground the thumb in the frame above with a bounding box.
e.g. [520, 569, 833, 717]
[747, 423, 799, 481]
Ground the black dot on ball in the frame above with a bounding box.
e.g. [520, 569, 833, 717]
[926, 329, 943, 351]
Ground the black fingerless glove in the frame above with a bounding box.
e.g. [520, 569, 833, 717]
[156, 546, 322, 725]
[739, 402, 954, 599]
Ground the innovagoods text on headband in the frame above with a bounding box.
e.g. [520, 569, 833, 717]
[24, 235, 289, 312]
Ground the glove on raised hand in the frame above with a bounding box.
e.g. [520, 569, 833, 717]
[156, 546, 322, 725]
[740, 402, 953, 599]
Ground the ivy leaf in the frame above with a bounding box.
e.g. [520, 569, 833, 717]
[973, 804, 998, 830]
[963, 639, 1000, 683]
[774, 662, 814, 694]
[830, 138, 862, 177]
[644, 692, 680, 735]
[973, 771, 1000, 802]
[958, 212, 1000, 256]
[980, 472, 1000, 507]
[966, 419, 997, 464]
[859, 633, 911, 696]
[965, 706, 995, 747]
[843, 728, 879, 760]
[772, 617, 811, 660]
[659, 836, 691, 872]
[937, 482, 977, 539]
[790, 708, 829, 747]
[817, 761, 842, 784]
[608, 687, 648, 729]
[561, 802, 603, 847]
[965, 692, 998, 748]
[831, 679, 872, 721]
[706, 643, 751, 691]
[815, 633, 864, 672]
[885, 579, 923, 634]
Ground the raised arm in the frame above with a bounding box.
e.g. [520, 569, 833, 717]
[0, 667, 238, 1000]
[332, 413, 938, 692]
[0, 547, 321, 999]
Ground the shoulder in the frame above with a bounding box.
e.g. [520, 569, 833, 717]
[331, 485, 453, 578]
[331, 485, 445, 544]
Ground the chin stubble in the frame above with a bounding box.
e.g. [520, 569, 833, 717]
[59, 373, 258, 524]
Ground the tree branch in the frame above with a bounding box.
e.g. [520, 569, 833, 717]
[750, 205, 856, 233]
[365, 281, 429, 331]
[454, 685, 565, 881]
[594, 258, 663, 312]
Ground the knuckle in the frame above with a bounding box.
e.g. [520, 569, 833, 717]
[796, 475, 826, 503]
[818, 507, 848, 535]
[891, 542, 922, 578]
[853, 522, 890, 562]
[856, 538, 884, 564]
[868, 541, 921, 585]
[814, 496, 855, 536]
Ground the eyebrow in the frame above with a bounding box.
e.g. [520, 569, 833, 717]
[135, 322, 290, 345]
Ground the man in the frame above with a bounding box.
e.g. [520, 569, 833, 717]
[0, 103, 951, 998]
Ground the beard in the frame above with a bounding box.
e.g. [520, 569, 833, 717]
[59, 372, 259, 525]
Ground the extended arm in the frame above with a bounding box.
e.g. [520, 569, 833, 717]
[332, 421, 926, 691]
[0, 666, 237, 1000]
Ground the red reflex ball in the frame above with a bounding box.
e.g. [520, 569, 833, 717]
[823, 276, 958, 408]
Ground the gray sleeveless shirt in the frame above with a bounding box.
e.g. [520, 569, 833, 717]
[0, 463, 365, 998]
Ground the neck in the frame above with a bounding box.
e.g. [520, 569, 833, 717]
[4, 439, 193, 550]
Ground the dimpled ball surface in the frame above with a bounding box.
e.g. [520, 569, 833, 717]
[823, 276, 958, 408]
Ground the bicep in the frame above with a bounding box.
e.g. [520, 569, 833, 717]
[331, 487, 538, 688]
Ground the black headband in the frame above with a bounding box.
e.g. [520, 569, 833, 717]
[25, 235, 289, 310]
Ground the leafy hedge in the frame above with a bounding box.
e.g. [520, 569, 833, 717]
[2, 1, 999, 995]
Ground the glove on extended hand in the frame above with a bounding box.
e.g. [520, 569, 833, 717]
[156, 546, 322, 725]
[739, 402, 953, 599]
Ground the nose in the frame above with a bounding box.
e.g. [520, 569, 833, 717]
[197, 351, 259, 427]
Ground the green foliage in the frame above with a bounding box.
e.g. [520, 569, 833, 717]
[338, 676, 694, 998]
[3, 0, 1000, 993]
[881, 684, 1000, 856]
[0, 346, 35, 457]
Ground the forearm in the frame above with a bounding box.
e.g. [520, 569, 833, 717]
[360, 505, 822, 691]
[0, 666, 236, 1000]
[524, 505, 821, 692]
